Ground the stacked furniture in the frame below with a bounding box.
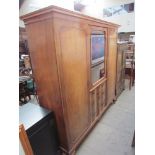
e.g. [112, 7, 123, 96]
[21, 5, 119, 155]
[116, 43, 127, 97]
[125, 43, 135, 89]
[125, 44, 135, 70]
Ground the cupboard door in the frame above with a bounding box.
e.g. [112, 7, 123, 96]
[59, 26, 89, 144]
[107, 28, 117, 105]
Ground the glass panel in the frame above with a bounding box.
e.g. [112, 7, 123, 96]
[91, 32, 105, 84]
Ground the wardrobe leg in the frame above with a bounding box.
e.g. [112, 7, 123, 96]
[71, 150, 76, 155]
[113, 97, 117, 103]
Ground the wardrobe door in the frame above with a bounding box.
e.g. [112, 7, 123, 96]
[89, 27, 108, 122]
[57, 22, 89, 145]
[107, 28, 117, 105]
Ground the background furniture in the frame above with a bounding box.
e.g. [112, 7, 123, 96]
[19, 76, 31, 104]
[116, 43, 127, 98]
[21, 5, 119, 155]
[19, 102, 60, 155]
[19, 27, 29, 60]
[125, 43, 135, 89]
[23, 55, 31, 69]
[118, 32, 135, 42]
[19, 75, 37, 105]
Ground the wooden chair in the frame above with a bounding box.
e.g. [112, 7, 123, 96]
[19, 68, 39, 105]
[26, 78, 39, 103]
[19, 81, 31, 105]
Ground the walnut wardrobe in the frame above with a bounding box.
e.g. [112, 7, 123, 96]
[21, 6, 119, 155]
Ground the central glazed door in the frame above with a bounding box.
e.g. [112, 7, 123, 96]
[88, 26, 108, 123]
[56, 21, 89, 146]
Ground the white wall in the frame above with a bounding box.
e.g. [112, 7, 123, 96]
[19, 0, 135, 32]
[19, 0, 75, 27]
[104, 13, 135, 32]
[81, 0, 135, 32]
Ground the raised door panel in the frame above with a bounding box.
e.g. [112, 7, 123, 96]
[107, 28, 117, 105]
[59, 26, 89, 144]
[90, 80, 106, 123]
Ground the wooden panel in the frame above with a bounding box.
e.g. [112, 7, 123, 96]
[59, 26, 89, 144]
[90, 80, 106, 122]
[107, 28, 117, 105]
[26, 20, 60, 108]
[116, 43, 126, 97]
[19, 124, 33, 155]
[21, 6, 119, 28]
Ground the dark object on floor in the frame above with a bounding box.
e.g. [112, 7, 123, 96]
[20, 103, 60, 155]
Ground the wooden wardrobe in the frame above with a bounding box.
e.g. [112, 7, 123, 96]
[21, 6, 119, 155]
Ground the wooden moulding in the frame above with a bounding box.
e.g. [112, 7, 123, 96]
[19, 124, 33, 155]
[20, 5, 120, 28]
[90, 78, 107, 92]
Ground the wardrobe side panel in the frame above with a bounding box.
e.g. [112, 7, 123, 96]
[25, 19, 68, 149]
